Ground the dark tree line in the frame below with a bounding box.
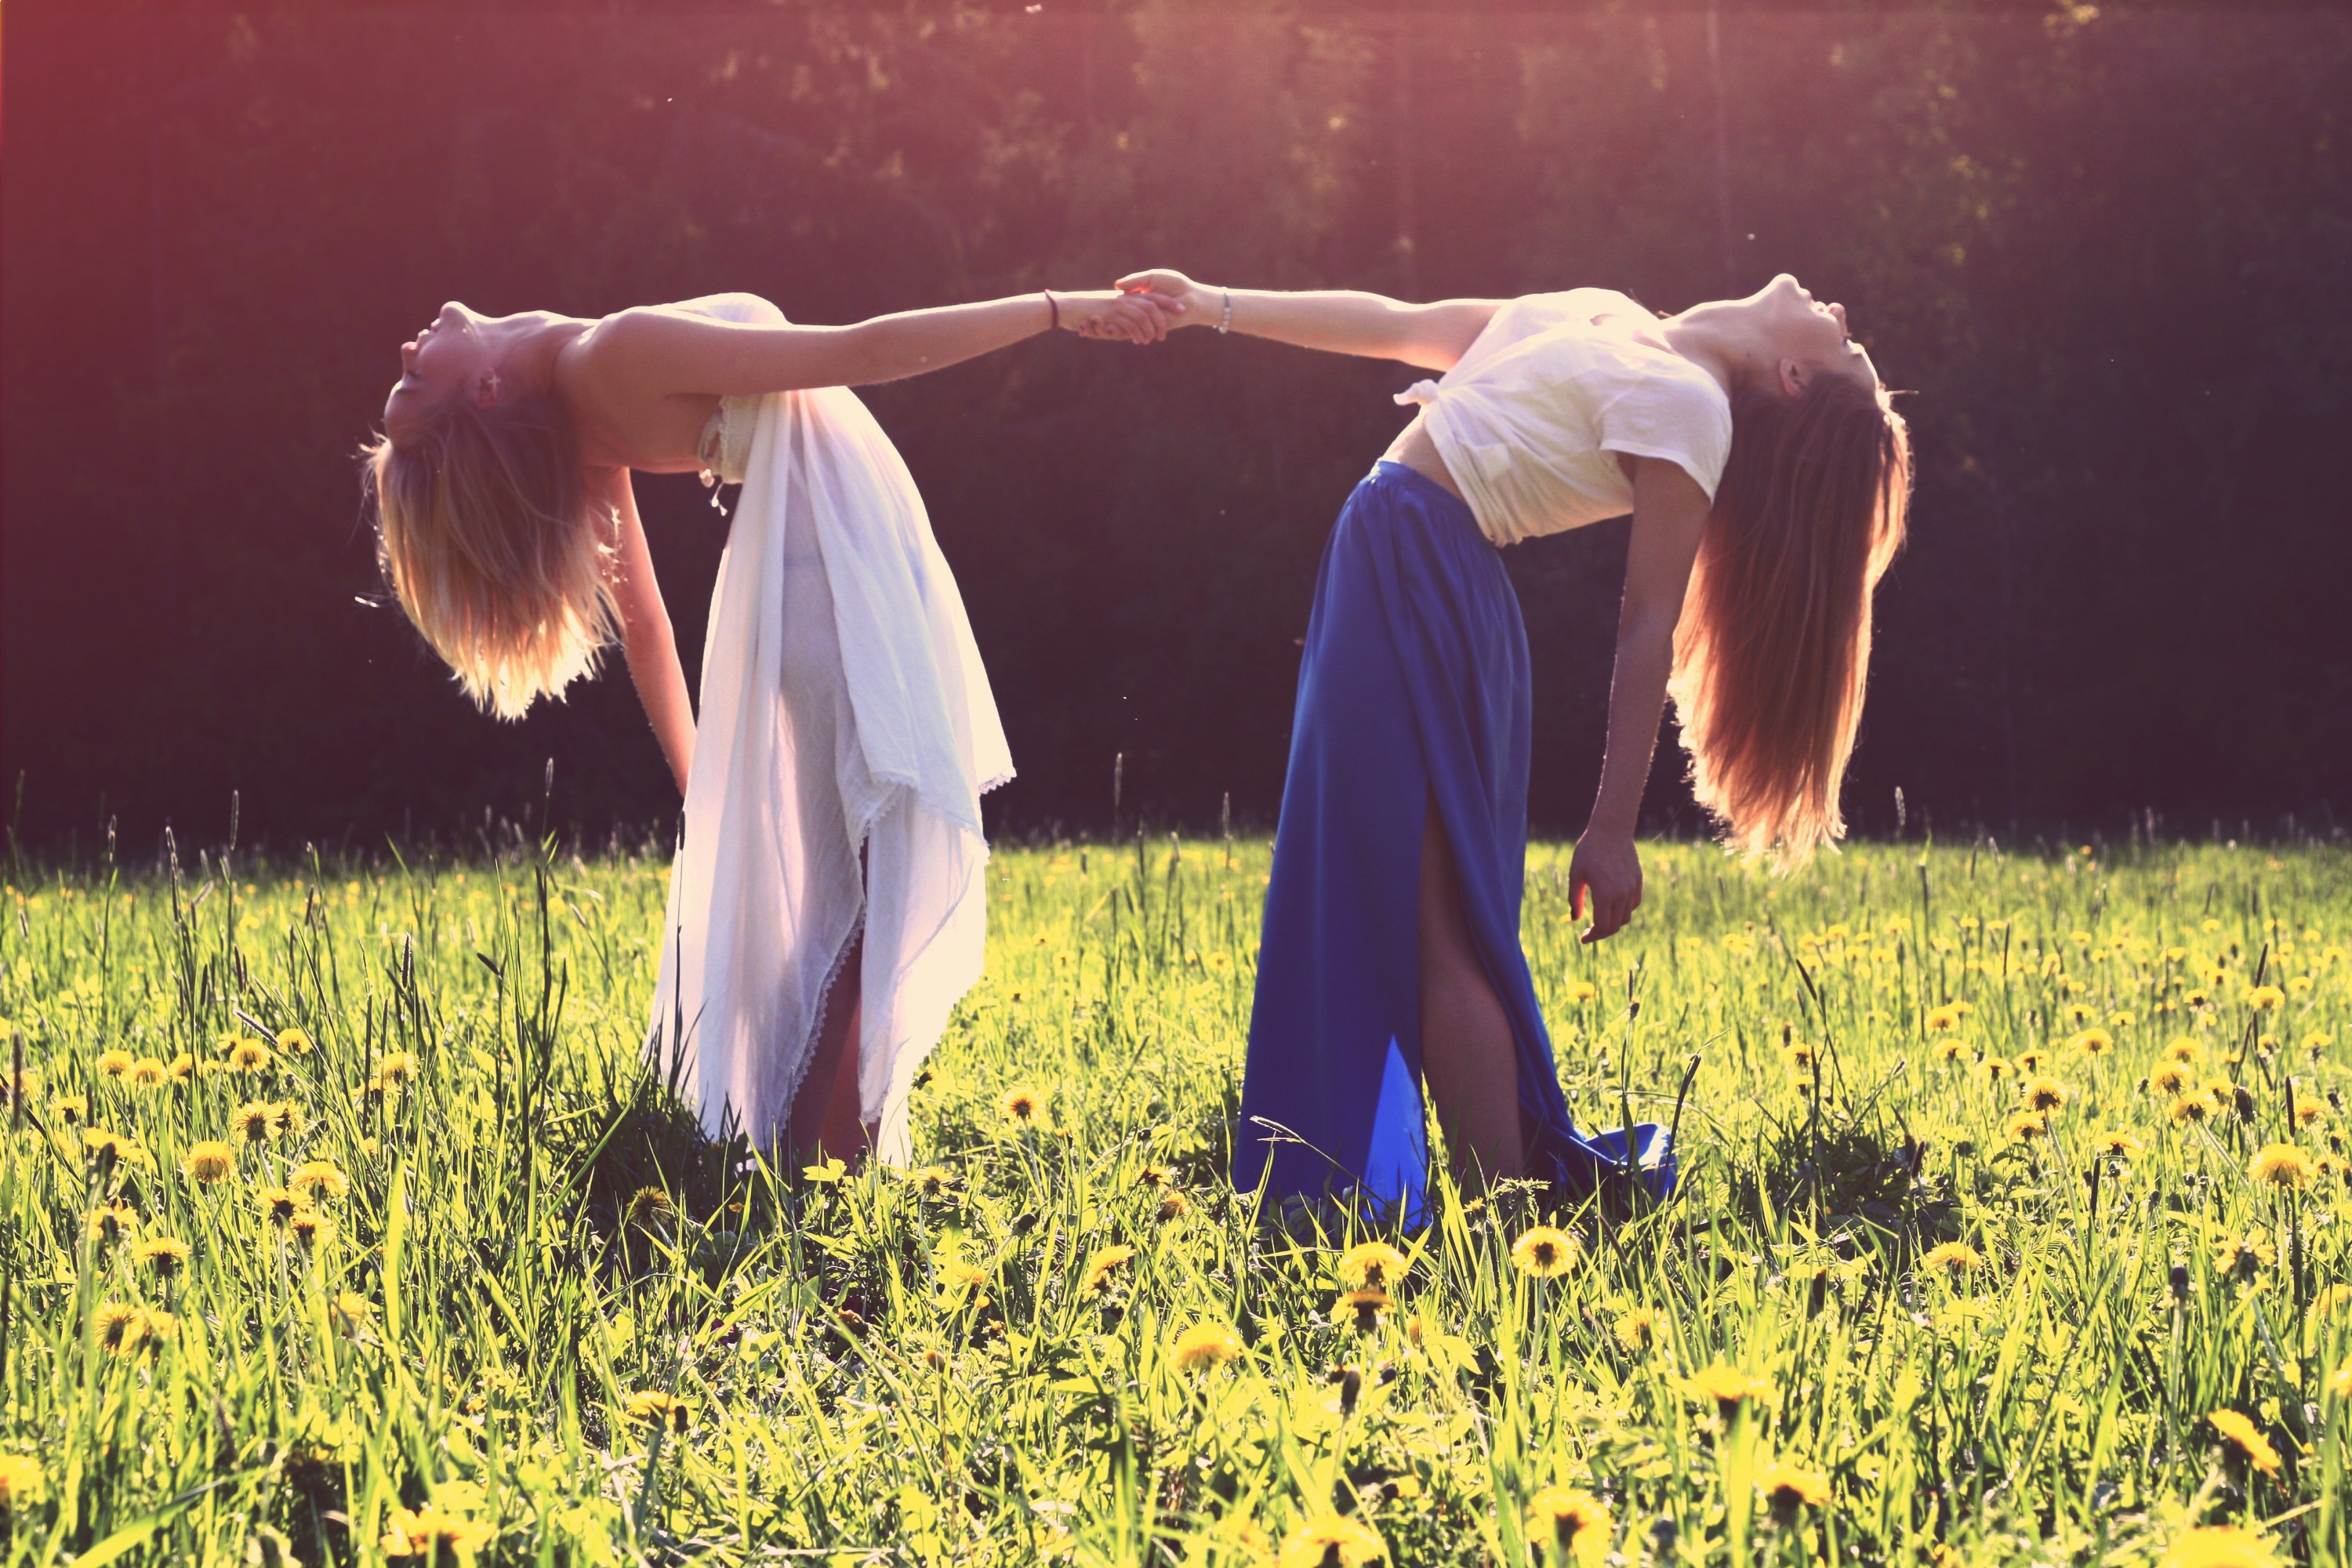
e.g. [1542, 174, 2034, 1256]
[5, 2, 2349, 856]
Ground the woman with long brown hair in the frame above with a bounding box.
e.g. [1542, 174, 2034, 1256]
[363, 286, 1171, 1167]
[1117, 269, 1911, 1215]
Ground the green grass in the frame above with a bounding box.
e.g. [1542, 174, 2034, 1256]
[1, 834, 2347, 1566]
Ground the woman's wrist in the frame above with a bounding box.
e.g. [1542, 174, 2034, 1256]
[1582, 803, 1639, 842]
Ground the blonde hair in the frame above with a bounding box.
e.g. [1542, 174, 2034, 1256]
[1668, 371, 1912, 862]
[361, 393, 617, 720]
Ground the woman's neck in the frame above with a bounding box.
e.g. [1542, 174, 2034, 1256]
[1658, 312, 1748, 400]
[495, 314, 592, 401]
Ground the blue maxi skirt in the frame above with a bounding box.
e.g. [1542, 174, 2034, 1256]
[1238, 463, 1673, 1219]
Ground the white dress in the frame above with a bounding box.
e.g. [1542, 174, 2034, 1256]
[644, 293, 1012, 1163]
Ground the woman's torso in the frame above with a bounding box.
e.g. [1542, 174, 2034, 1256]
[1385, 288, 1733, 547]
[554, 292, 782, 474]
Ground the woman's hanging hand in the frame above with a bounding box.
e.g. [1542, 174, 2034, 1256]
[1569, 829, 1642, 944]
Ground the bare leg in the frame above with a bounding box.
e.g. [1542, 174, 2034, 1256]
[787, 931, 874, 1167]
[1418, 797, 1528, 1185]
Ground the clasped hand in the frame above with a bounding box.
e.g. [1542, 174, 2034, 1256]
[1058, 270, 1214, 343]
[1057, 288, 1178, 343]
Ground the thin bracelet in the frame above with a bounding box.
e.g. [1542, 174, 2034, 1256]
[1218, 289, 1233, 335]
[1043, 289, 1060, 332]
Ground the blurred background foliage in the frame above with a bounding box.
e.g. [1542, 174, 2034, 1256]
[5, 1, 2349, 855]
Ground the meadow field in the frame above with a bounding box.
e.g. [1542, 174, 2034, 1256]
[0, 833, 2345, 1566]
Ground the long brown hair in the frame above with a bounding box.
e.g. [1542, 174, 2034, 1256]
[1668, 370, 1912, 861]
[361, 392, 616, 720]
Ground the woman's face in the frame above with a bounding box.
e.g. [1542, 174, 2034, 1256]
[1747, 273, 1877, 393]
[383, 302, 497, 443]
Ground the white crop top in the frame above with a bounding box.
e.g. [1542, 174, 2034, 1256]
[1396, 288, 1733, 548]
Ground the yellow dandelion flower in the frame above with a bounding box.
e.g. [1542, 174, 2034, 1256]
[2186, 989, 2211, 1007]
[2020, 1076, 2070, 1113]
[229, 1102, 276, 1145]
[378, 1051, 421, 1086]
[256, 1186, 305, 1228]
[1613, 1305, 1663, 1352]
[1526, 1486, 1613, 1566]
[380, 1506, 494, 1560]
[181, 1139, 236, 1185]
[1339, 1288, 1392, 1331]
[1137, 1163, 1175, 1189]
[2159, 1526, 2278, 1568]
[330, 1292, 373, 1334]
[125, 1057, 169, 1089]
[2071, 1028, 2114, 1056]
[1158, 1189, 1192, 1222]
[80, 1127, 145, 1170]
[289, 1160, 350, 1200]
[1921, 1241, 1985, 1276]
[1566, 979, 1599, 1004]
[96, 1048, 134, 1080]
[2294, 1094, 2327, 1126]
[2016, 1048, 2052, 1074]
[1336, 1241, 1410, 1290]
[2249, 1143, 2317, 1191]
[289, 1210, 333, 1250]
[167, 1053, 194, 1083]
[226, 1040, 271, 1073]
[935, 1259, 990, 1305]
[2207, 1409, 2281, 1474]
[906, 1165, 955, 1196]
[2149, 1062, 2192, 1097]
[93, 1301, 149, 1356]
[2216, 1233, 2276, 1276]
[2169, 1093, 2217, 1127]
[1934, 1038, 1970, 1063]
[2004, 1110, 2048, 1143]
[132, 1236, 191, 1279]
[1977, 1056, 2014, 1082]
[267, 1101, 307, 1139]
[1758, 1461, 1832, 1513]
[1925, 1005, 1962, 1033]
[2096, 1131, 2145, 1159]
[2242, 985, 2285, 1012]
[1171, 1322, 1244, 1372]
[48, 1093, 87, 1126]
[1276, 1515, 1385, 1568]
[1079, 1243, 1137, 1295]
[275, 1027, 313, 1056]
[1510, 1225, 1579, 1279]
[85, 1203, 137, 1244]
[2306, 1283, 2352, 1321]
[624, 1390, 693, 1433]
[999, 1085, 1044, 1125]
[2303, 1031, 2333, 1057]
[0, 1453, 45, 1508]
[1687, 1362, 1775, 1417]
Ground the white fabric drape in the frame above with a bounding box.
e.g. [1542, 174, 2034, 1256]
[645, 296, 1011, 1163]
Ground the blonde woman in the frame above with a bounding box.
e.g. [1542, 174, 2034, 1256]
[364, 286, 1171, 1164]
[1119, 269, 1911, 1215]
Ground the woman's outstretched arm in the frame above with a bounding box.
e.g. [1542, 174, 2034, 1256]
[1567, 456, 1712, 943]
[579, 289, 1172, 399]
[1115, 267, 1505, 372]
[599, 469, 695, 797]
